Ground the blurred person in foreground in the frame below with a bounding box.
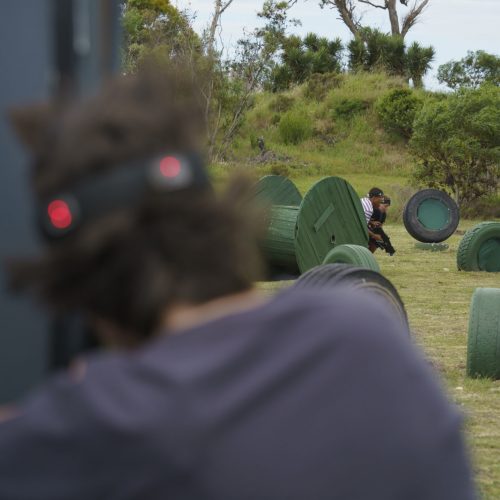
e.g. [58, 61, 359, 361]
[0, 67, 476, 500]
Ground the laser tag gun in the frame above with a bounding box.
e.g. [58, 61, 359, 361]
[370, 225, 396, 256]
[38, 152, 211, 368]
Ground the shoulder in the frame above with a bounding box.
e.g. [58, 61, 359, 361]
[360, 197, 373, 209]
[270, 286, 408, 349]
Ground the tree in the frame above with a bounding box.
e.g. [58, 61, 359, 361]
[437, 50, 500, 90]
[405, 41, 434, 88]
[346, 28, 433, 86]
[211, 0, 300, 157]
[121, 0, 199, 73]
[376, 88, 423, 139]
[288, 0, 430, 39]
[410, 85, 500, 206]
[269, 33, 343, 91]
[206, 0, 235, 57]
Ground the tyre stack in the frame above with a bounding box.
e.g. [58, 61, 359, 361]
[466, 288, 500, 379]
[457, 222, 500, 273]
[293, 263, 408, 330]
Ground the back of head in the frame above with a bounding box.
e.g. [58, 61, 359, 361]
[9, 66, 264, 341]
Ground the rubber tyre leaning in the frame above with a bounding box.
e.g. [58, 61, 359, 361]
[457, 222, 500, 272]
[322, 244, 380, 272]
[403, 189, 459, 243]
[467, 288, 500, 379]
[293, 263, 408, 330]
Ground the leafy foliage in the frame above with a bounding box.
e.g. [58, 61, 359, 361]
[303, 72, 344, 100]
[269, 94, 296, 113]
[347, 29, 433, 86]
[437, 50, 500, 90]
[334, 98, 369, 119]
[405, 42, 435, 88]
[376, 88, 423, 139]
[410, 85, 500, 205]
[122, 0, 199, 73]
[269, 33, 343, 91]
[278, 108, 313, 144]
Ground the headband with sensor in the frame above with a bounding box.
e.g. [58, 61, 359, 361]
[38, 152, 211, 240]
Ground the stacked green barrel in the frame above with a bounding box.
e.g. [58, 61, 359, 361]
[467, 288, 500, 380]
[255, 175, 369, 274]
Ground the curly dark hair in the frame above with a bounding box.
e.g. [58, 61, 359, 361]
[8, 67, 264, 339]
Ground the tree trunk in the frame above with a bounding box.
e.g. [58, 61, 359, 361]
[333, 1, 359, 37]
[207, 0, 222, 57]
[387, 0, 400, 35]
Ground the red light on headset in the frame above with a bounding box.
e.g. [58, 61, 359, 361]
[47, 199, 73, 229]
[159, 156, 181, 178]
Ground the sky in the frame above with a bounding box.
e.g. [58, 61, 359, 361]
[175, 0, 500, 90]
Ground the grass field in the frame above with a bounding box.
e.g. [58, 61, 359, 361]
[374, 221, 500, 499]
[256, 188, 500, 498]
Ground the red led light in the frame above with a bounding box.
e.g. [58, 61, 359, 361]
[159, 156, 181, 178]
[47, 200, 72, 229]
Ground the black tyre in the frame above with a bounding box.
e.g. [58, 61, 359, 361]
[403, 189, 459, 243]
[467, 288, 500, 379]
[293, 263, 408, 330]
[457, 222, 500, 272]
[322, 244, 380, 272]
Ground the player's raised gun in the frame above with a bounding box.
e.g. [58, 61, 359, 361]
[371, 226, 396, 256]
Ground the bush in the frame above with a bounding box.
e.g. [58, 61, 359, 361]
[271, 113, 281, 125]
[460, 195, 500, 219]
[279, 109, 313, 145]
[270, 163, 291, 177]
[376, 88, 423, 139]
[249, 133, 259, 150]
[304, 72, 343, 101]
[269, 94, 296, 113]
[410, 85, 500, 206]
[334, 98, 369, 119]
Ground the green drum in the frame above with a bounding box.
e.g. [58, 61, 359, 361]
[263, 177, 369, 274]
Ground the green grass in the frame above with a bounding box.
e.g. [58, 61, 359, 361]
[228, 72, 415, 178]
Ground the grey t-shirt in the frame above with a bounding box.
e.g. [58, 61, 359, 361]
[0, 288, 476, 500]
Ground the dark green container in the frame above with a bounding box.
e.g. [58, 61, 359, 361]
[262, 206, 300, 272]
[254, 175, 302, 207]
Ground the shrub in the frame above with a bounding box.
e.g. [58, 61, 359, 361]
[279, 109, 313, 145]
[334, 98, 369, 119]
[410, 85, 500, 206]
[271, 113, 281, 125]
[460, 195, 500, 219]
[376, 88, 423, 139]
[270, 163, 291, 177]
[249, 133, 258, 150]
[304, 72, 343, 101]
[269, 94, 296, 113]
